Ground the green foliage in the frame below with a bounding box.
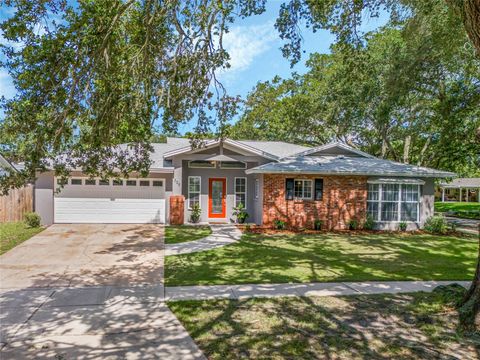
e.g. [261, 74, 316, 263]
[232, 203, 249, 224]
[398, 222, 407, 232]
[273, 219, 286, 230]
[23, 212, 41, 228]
[432, 283, 467, 307]
[189, 203, 201, 224]
[424, 216, 449, 234]
[348, 219, 358, 230]
[314, 219, 323, 231]
[363, 215, 375, 231]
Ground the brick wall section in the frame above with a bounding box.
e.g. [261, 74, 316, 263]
[263, 174, 368, 230]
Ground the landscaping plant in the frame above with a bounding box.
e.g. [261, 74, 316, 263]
[273, 219, 286, 230]
[190, 203, 201, 224]
[363, 215, 375, 230]
[348, 219, 358, 231]
[398, 222, 407, 232]
[314, 219, 323, 231]
[232, 203, 249, 224]
[424, 216, 448, 234]
[24, 212, 41, 228]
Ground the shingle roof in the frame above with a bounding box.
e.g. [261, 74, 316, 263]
[236, 140, 310, 159]
[439, 178, 480, 188]
[245, 155, 455, 178]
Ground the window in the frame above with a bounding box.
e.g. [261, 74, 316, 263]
[126, 180, 136, 186]
[152, 180, 163, 187]
[235, 177, 247, 208]
[99, 179, 109, 186]
[113, 179, 123, 186]
[314, 179, 323, 200]
[254, 179, 259, 199]
[85, 179, 96, 185]
[188, 160, 215, 168]
[294, 179, 313, 200]
[139, 180, 150, 187]
[367, 183, 420, 222]
[188, 176, 201, 209]
[71, 179, 82, 185]
[219, 161, 246, 169]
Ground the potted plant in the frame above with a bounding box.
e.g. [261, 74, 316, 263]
[190, 203, 201, 223]
[232, 203, 249, 224]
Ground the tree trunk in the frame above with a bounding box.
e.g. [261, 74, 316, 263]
[447, 0, 480, 56]
[403, 135, 411, 164]
[459, 223, 480, 331]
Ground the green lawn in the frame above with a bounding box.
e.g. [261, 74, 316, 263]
[435, 202, 480, 219]
[169, 287, 478, 359]
[165, 225, 212, 244]
[165, 232, 476, 286]
[0, 222, 44, 255]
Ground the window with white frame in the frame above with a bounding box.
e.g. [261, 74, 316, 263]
[294, 179, 313, 200]
[367, 183, 420, 222]
[188, 176, 201, 209]
[235, 177, 247, 208]
[219, 161, 246, 169]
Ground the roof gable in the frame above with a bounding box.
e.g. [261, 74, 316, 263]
[293, 142, 375, 159]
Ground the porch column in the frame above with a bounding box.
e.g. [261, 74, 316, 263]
[478, 188, 480, 202]
[459, 188, 462, 202]
[466, 188, 469, 202]
[441, 188, 445, 202]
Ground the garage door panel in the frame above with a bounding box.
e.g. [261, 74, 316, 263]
[55, 198, 165, 223]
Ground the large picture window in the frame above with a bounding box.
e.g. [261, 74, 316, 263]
[294, 179, 313, 200]
[188, 176, 201, 209]
[367, 183, 420, 222]
[235, 177, 247, 208]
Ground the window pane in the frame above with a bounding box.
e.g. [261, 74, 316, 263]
[71, 179, 82, 185]
[153, 180, 163, 187]
[235, 178, 246, 193]
[236, 194, 246, 207]
[382, 184, 399, 201]
[294, 180, 303, 198]
[367, 184, 379, 201]
[303, 180, 312, 198]
[126, 180, 136, 186]
[189, 177, 200, 192]
[139, 180, 150, 186]
[381, 202, 398, 221]
[401, 203, 418, 221]
[189, 160, 215, 168]
[189, 193, 200, 207]
[85, 179, 96, 185]
[220, 161, 246, 169]
[402, 184, 419, 202]
[367, 202, 378, 220]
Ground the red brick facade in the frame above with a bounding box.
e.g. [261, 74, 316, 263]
[263, 174, 368, 230]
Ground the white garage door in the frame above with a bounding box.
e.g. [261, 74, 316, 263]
[54, 177, 166, 224]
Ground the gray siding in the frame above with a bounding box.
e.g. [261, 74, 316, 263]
[35, 172, 54, 226]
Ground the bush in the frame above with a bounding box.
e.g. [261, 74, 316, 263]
[24, 212, 41, 228]
[189, 203, 201, 223]
[232, 203, 249, 224]
[398, 221, 407, 232]
[348, 219, 358, 230]
[273, 219, 286, 230]
[363, 215, 375, 230]
[424, 215, 448, 234]
[313, 219, 323, 231]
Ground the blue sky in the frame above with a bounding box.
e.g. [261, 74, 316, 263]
[0, 2, 388, 134]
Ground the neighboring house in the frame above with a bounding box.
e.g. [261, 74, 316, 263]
[436, 178, 480, 203]
[33, 137, 454, 230]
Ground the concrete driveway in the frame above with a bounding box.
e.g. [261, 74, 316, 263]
[0, 224, 204, 360]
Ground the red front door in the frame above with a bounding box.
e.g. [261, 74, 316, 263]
[209, 178, 226, 218]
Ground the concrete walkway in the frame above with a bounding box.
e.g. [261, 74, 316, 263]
[446, 216, 479, 235]
[165, 280, 471, 301]
[165, 224, 242, 256]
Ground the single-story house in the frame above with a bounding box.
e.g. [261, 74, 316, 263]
[436, 178, 480, 203]
[33, 137, 454, 230]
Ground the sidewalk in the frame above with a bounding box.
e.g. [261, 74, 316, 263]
[165, 280, 471, 301]
[165, 225, 242, 256]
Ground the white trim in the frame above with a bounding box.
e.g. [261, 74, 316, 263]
[234, 177, 247, 209]
[188, 176, 201, 210]
[293, 179, 313, 200]
[367, 183, 420, 223]
[368, 178, 425, 185]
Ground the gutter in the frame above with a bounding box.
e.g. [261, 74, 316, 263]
[244, 169, 456, 178]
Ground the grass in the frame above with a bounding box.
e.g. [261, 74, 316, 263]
[165, 232, 476, 286]
[435, 202, 480, 219]
[0, 222, 44, 255]
[169, 287, 479, 359]
[165, 225, 212, 244]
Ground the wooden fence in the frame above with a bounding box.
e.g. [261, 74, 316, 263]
[0, 185, 34, 223]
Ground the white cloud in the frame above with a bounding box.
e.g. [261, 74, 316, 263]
[0, 69, 16, 100]
[220, 21, 278, 77]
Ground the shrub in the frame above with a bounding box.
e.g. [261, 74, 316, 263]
[424, 215, 448, 234]
[398, 221, 407, 232]
[24, 212, 41, 228]
[273, 219, 286, 230]
[189, 203, 201, 223]
[313, 219, 323, 231]
[232, 203, 249, 224]
[363, 215, 375, 230]
[348, 219, 358, 230]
